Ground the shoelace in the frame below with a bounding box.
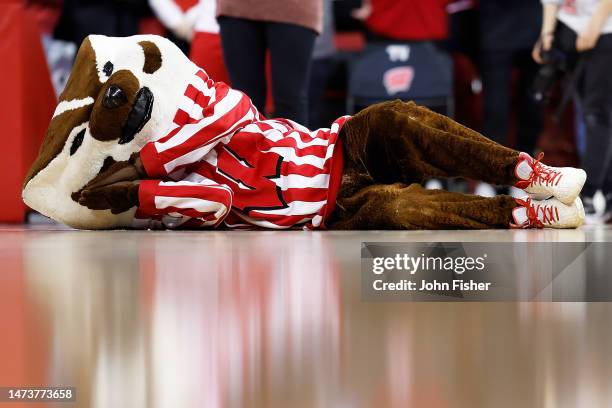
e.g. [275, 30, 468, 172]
[516, 152, 563, 189]
[511, 197, 560, 229]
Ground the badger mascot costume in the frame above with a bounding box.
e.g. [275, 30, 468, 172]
[23, 35, 587, 230]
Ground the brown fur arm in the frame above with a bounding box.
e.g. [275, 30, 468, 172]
[78, 181, 141, 215]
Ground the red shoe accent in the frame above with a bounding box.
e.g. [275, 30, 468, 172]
[514, 152, 563, 189]
[511, 197, 560, 229]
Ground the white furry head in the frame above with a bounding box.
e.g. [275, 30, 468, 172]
[23, 35, 199, 229]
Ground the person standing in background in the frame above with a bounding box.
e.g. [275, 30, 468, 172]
[352, 0, 451, 193]
[309, 0, 336, 129]
[354, 0, 450, 42]
[217, 0, 322, 125]
[149, 0, 230, 83]
[54, 0, 149, 46]
[533, 0, 612, 220]
[480, 0, 543, 154]
[477, 0, 543, 197]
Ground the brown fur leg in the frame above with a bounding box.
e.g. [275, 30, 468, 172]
[391, 101, 500, 145]
[330, 183, 517, 230]
[340, 100, 521, 186]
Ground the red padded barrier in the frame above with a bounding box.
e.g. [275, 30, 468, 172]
[0, 2, 56, 223]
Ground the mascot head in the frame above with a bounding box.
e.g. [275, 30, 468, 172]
[23, 35, 199, 229]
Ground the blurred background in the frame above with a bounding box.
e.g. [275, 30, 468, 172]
[1, 0, 612, 223]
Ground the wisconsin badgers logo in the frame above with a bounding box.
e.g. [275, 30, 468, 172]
[383, 66, 415, 96]
[216, 139, 288, 214]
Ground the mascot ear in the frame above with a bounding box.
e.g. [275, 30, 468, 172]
[139, 41, 162, 74]
[24, 37, 100, 188]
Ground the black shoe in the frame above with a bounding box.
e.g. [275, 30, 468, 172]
[582, 195, 597, 214]
[582, 195, 601, 224]
[604, 193, 612, 223]
[495, 186, 510, 196]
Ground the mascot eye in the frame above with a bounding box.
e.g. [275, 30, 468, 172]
[103, 61, 114, 77]
[70, 129, 85, 155]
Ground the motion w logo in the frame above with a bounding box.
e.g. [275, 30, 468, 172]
[216, 138, 288, 214]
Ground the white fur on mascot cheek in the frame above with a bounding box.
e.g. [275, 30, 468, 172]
[23, 35, 200, 229]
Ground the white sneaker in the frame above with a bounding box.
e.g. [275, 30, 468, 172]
[514, 152, 586, 205]
[425, 179, 443, 190]
[475, 182, 496, 197]
[511, 196, 585, 229]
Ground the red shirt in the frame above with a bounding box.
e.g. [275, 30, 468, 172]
[136, 70, 349, 230]
[366, 0, 450, 41]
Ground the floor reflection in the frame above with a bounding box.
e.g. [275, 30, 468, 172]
[20, 232, 342, 408]
[0, 228, 611, 407]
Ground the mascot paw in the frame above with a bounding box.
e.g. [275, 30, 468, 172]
[78, 181, 140, 214]
[84, 152, 147, 190]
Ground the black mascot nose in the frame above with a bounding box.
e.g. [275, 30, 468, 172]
[103, 85, 128, 109]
